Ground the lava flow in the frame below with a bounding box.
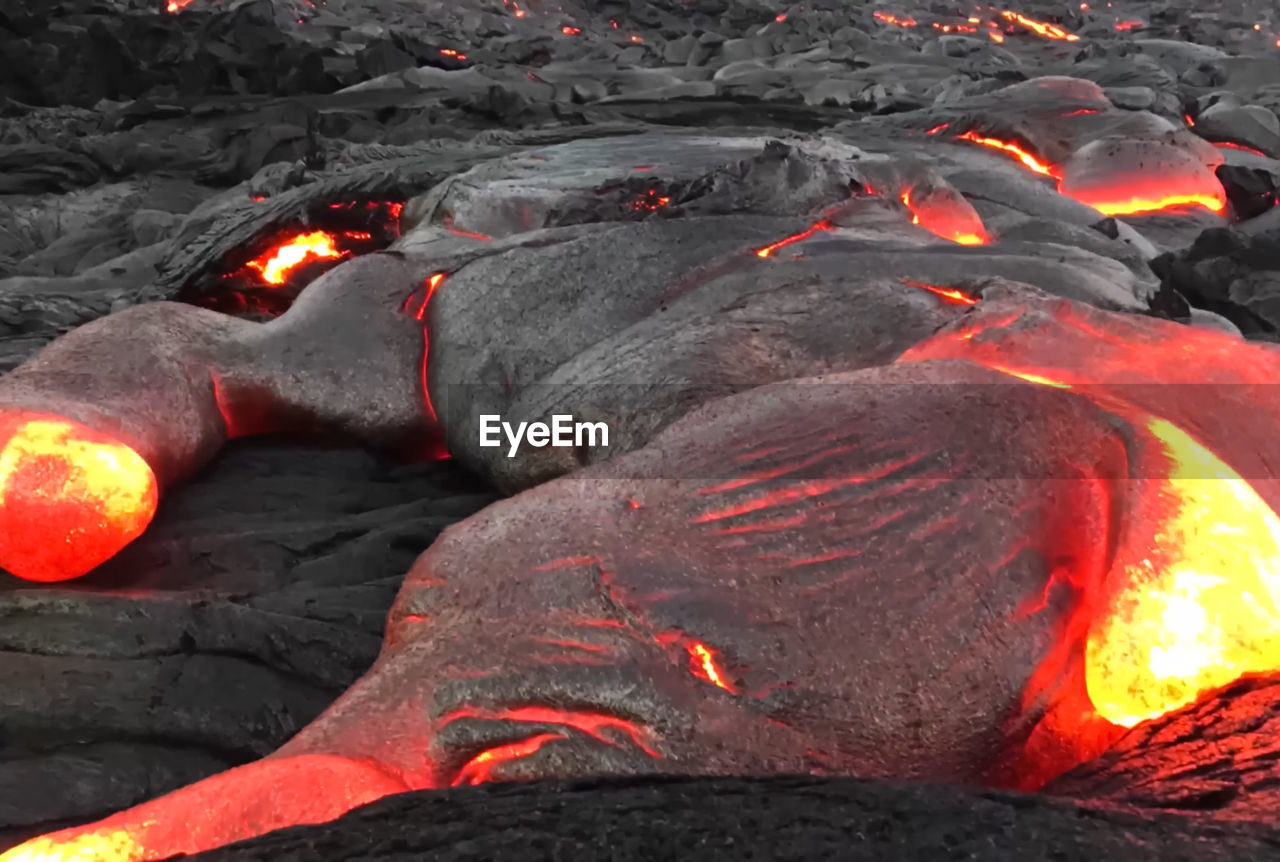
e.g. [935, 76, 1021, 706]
[0, 415, 157, 582]
[901, 314, 1280, 734]
[1086, 418, 1280, 728]
[954, 131, 1228, 217]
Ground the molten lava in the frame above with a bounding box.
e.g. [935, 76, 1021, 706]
[1086, 192, 1227, 218]
[899, 279, 978, 306]
[903, 312, 1280, 733]
[754, 220, 834, 257]
[998, 10, 1079, 40]
[1214, 141, 1269, 158]
[245, 231, 346, 285]
[687, 641, 736, 692]
[899, 190, 990, 246]
[0, 416, 158, 582]
[0, 829, 142, 862]
[956, 131, 1057, 177]
[452, 733, 563, 786]
[436, 705, 662, 758]
[953, 131, 1228, 217]
[1086, 418, 1280, 728]
[400, 273, 449, 460]
[873, 11, 917, 27]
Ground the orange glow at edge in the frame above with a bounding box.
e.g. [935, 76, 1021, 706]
[917, 339, 1280, 731]
[452, 733, 564, 786]
[956, 131, 1057, 177]
[952, 132, 1228, 217]
[1086, 418, 1280, 728]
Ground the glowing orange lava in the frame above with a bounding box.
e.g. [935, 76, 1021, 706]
[1086, 418, 1280, 727]
[0, 416, 158, 582]
[437, 705, 662, 758]
[754, 220, 834, 257]
[402, 273, 448, 457]
[899, 190, 991, 246]
[452, 733, 563, 786]
[952, 132, 1228, 217]
[903, 318, 1280, 732]
[1214, 141, 1269, 157]
[998, 10, 1079, 40]
[873, 11, 917, 27]
[687, 642, 735, 692]
[1087, 193, 1226, 218]
[245, 231, 345, 285]
[956, 131, 1057, 177]
[899, 279, 979, 306]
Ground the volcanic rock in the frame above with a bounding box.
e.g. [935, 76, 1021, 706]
[185, 775, 1280, 862]
[4, 0, 1280, 858]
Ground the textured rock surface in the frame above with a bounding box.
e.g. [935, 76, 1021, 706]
[1046, 674, 1280, 820]
[3, 0, 1280, 858]
[0, 443, 494, 848]
[187, 775, 1280, 862]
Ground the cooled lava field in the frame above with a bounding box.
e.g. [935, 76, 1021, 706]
[2, 0, 1280, 859]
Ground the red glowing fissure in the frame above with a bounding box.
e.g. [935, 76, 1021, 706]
[687, 641, 736, 692]
[952, 131, 1228, 217]
[753, 220, 835, 257]
[436, 705, 662, 758]
[451, 733, 564, 786]
[899, 279, 979, 306]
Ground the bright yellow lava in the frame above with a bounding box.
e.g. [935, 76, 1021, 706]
[0, 418, 158, 582]
[0, 421, 154, 519]
[246, 231, 342, 285]
[1086, 418, 1280, 727]
[0, 830, 143, 862]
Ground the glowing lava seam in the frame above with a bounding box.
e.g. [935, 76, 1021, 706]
[952, 133, 1228, 217]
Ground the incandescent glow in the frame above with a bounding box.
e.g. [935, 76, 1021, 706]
[0, 829, 142, 862]
[0, 417, 158, 582]
[898, 190, 991, 246]
[754, 220, 834, 257]
[873, 11, 917, 27]
[998, 10, 1080, 40]
[1085, 419, 1280, 728]
[245, 231, 345, 285]
[437, 705, 662, 758]
[1213, 141, 1269, 157]
[1087, 193, 1226, 217]
[956, 131, 1056, 177]
[899, 279, 979, 306]
[953, 131, 1229, 217]
[451, 733, 563, 786]
[688, 641, 735, 691]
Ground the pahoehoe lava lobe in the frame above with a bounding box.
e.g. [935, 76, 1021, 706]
[3, 0, 1280, 858]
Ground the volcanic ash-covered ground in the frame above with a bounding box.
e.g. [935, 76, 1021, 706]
[3, 0, 1280, 860]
